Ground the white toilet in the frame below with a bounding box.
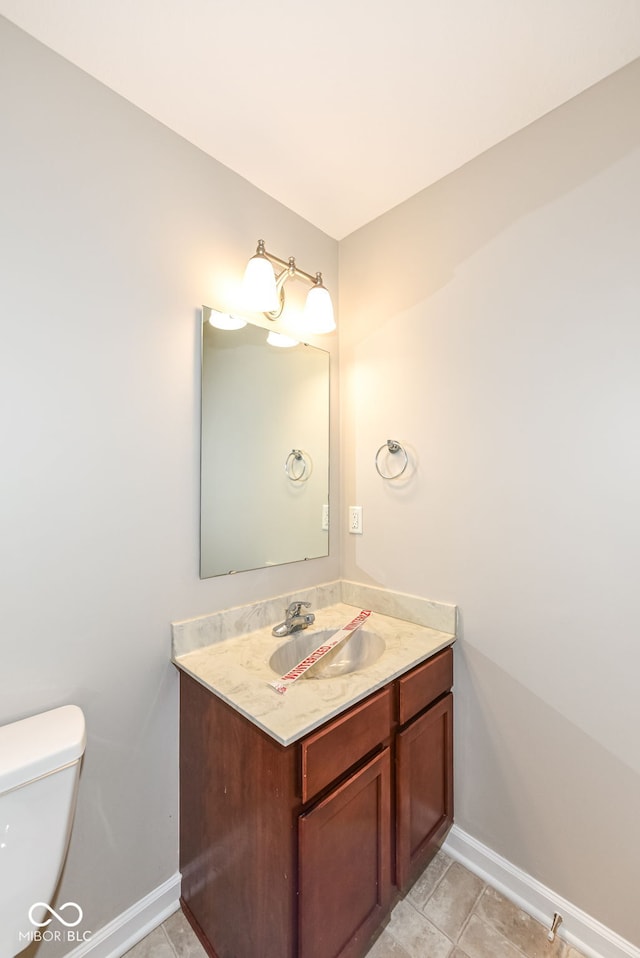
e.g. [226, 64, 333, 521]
[0, 705, 86, 958]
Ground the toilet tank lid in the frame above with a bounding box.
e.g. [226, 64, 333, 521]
[0, 705, 86, 794]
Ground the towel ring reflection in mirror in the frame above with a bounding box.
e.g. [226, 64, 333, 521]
[285, 449, 311, 481]
[375, 439, 409, 480]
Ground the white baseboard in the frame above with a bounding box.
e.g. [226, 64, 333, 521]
[443, 826, 640, 958]
[63, 872, 181, 958]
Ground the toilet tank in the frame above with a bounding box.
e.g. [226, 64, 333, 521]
[0, 705, 86, 958]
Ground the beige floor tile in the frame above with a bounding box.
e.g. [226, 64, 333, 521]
[475, 887, 566, 958]
[564, 949, 588, 958]
[458, 913, 524, 958]
[163, 909, 208, 957]
[124, 925, 175, 958]
[450, 951, 471, 958]
[364, 928, 414, 958]
[406, 850, 453, 911]
[422, 861, 485, 940]
[385, 899, 454, 958]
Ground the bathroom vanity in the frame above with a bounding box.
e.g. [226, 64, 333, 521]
[173, 586, 455, 958]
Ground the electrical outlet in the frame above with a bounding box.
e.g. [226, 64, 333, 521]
[349, 505, 363, 534]
[322, 504, 329, 531]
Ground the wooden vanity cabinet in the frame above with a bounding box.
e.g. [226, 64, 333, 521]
[179, 644, 453, 958]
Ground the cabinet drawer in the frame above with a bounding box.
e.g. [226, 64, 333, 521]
[397, 646, 453, 726]
[301, 687, 393, 803]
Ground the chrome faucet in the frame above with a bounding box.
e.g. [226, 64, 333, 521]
[272, 601, 315, 637]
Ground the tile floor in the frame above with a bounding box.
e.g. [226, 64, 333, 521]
[125, 851, 589, 958]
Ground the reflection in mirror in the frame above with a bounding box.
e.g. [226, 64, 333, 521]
[200, 307, 330, 578]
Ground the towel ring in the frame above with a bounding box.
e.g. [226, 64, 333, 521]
[375, 439, 408, 480]
[285, 449, 310, 481]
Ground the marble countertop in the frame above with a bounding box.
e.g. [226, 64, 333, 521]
[173, 600, 455, 746]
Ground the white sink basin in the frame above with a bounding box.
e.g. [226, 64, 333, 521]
[269, 629, 386, 680]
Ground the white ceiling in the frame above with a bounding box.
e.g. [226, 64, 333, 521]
[2, 0, 640, 239]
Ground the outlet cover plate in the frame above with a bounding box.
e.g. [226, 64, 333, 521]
[349, 505, 363, 534]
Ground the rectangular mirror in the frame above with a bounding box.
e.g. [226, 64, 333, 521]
[200, 307, 330, 578]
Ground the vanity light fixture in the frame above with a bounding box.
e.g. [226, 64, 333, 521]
[243, 239, 336, 334]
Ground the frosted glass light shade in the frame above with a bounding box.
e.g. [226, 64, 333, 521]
[208, 310, 246, 330]
[303, 284, 335, 334]
[242, 254, 279, 312]
[267, 331, 299, 348]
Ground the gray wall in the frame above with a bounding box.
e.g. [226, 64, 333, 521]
[0, 16, 339, 949]
[339, 60, 640, 946]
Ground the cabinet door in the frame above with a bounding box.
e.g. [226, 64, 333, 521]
[396, 692, 453, 891]
[298, 749, 392, 958]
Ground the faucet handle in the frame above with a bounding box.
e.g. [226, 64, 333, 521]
[286, 600, 311, 617]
